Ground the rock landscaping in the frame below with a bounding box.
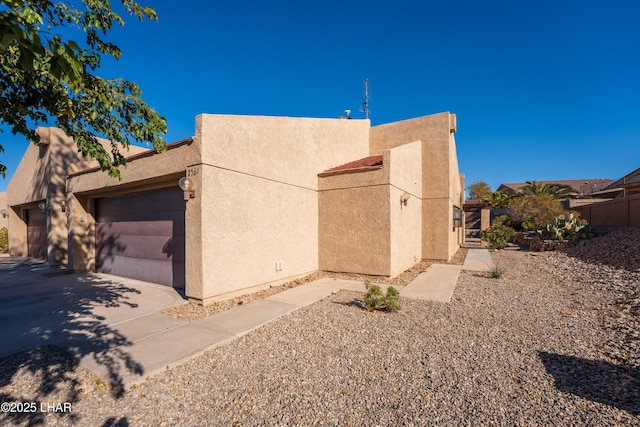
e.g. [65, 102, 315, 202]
[0, 229, 638, 426]
[162, 250, 467, 323]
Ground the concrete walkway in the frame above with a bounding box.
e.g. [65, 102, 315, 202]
[400, 264, 461, 303]
[462, 248, 493, 272]
[56, 277, 371, 388]
[1, 250, 492, 390]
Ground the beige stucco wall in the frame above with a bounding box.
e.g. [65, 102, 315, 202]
[194, 114, 371, 302]
[481, 208, 491, 231]
[197, 114, 371, 190]
[318, 155, 390, 276]
[68, 141, 200, 195]
[201, 165, 319, 298]
[319, 185, 391, 275]
[388, 141, 423, 276]
[67, 194, 95, 272]
[319, 140, 424, 277]
[0, 192, 8, 231]
[370, 112, 462, 260]
[459, 173, 466, 240]
[7, 128, 82, 264]
[447, 134, 464, 260]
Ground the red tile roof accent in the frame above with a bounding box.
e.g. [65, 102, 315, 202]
[318, 155, 383, 177]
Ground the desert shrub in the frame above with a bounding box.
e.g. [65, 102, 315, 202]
[508, 194, 565, 231]
[0, 227, 7, 253]
[363, 281, 401, 312]
[492, 213, 520, 230]
[492, 215, 509, 226]
[481, 223, 515, 249]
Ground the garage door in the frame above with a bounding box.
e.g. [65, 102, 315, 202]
[96, 188, 186, 288]
[27, 208, 47, 260]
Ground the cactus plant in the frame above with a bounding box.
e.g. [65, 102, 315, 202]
[538, 213, 597, 241]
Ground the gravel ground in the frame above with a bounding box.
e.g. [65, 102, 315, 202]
[1, 231, 638, 426]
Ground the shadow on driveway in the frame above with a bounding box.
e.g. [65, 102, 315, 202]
[539, 351, 640, 416]
[0, 257, 184, 425]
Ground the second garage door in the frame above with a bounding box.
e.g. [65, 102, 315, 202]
[96, 188, 186, 288]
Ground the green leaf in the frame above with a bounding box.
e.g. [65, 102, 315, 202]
[0, 0, 165, 178]
[17, 46, 36, 71]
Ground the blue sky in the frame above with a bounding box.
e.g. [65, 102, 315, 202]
[1, 0, 639, 193]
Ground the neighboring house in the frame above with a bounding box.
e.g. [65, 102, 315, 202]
[497, 179, 613, 197]
[572, 167, 640, 227]
[6, 112, 464, 304]
[590, 167, 640, 199]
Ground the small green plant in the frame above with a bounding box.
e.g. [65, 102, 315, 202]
[0, 227, 8, 253]
[363, 281, 401, 312]
[384, 286, 401, 312]
[481, 223, 515, 249]
[488, 262, 507, 279]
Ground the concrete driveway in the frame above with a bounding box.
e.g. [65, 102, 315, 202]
[0, 257, 186, 364]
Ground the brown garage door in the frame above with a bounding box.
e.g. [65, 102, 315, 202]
[96, 188, 186, 288]
[27, 208, 47, 260]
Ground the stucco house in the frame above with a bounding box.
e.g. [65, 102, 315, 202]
[593, 167, 640, 199]
[572, 167, 640, 227]
[6, 112, 464, 304]
[0, 191, 8, 231]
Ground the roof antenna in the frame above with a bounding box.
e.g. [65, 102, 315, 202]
[359, 78, 369, 119]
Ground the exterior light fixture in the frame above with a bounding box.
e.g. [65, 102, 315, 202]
[38, 201, 50, 213]
[179, 177, 195, 201]
[400, 192, 410, 206]
[453, 206, 463, 228]
[0, 208, 7, 218]
[60, 200, 67, 212]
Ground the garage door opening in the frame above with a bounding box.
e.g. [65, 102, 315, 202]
[96, 187, 186, 289]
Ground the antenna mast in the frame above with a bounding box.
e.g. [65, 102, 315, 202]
[359, 78, 369, 119]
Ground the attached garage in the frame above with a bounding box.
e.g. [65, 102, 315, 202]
[27, 208, 47, 260]
[96, 187, 186, 288]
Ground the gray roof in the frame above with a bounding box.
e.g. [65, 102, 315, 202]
[604, 167, 640, 190]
